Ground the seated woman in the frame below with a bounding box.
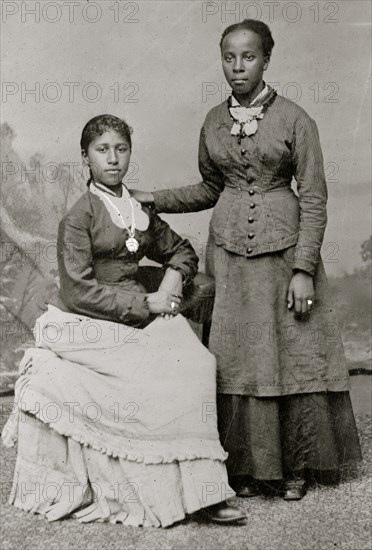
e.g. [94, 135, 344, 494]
[2, 115, 246, 527]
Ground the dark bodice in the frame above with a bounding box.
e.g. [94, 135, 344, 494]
[52, 190, 198, 325]
[154, 93, 328, 276]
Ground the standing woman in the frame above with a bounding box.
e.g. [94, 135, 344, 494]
[133, 20, 361, 499]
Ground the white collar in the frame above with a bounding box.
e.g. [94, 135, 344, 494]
[92, 180, 130, 199]
[90, 181, 150, 231]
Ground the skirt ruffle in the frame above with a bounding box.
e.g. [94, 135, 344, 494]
[10, 412, 233, 527]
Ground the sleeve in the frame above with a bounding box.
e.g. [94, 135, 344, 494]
[145, 212, 199, 286]
[153, 126, 225, 213]
[57, 215, 150, 324]
[292, 115, 328, 276]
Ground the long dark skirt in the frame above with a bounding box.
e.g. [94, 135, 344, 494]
[206, 242, 361, 479]
[217, 392, 362, 480]
[208, 244, 350, 396]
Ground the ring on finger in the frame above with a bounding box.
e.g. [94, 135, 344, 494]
[170, 301, 178, 313]
[307, 299, 313, 306]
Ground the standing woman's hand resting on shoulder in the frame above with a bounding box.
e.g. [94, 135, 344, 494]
[287, 271, 314, 314]
[130, 190, 155, 204]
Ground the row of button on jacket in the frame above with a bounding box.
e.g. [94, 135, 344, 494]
[153, 92, 328, 276]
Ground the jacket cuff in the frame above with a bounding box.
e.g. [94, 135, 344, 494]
[292, 259, 316, 277]
[293, 244, 321, 277]
[163, 263, 194, 287]
[292, 267, 314, 277]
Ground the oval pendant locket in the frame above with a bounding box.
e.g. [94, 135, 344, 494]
[126, 237, 139, 253]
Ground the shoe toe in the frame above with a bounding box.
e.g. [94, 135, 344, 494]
[236, 484, 260, 498]
[206, 504, 247, 524]
[282, 480, 307, 501]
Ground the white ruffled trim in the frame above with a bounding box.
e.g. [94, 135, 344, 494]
[5, 396, 228, 465]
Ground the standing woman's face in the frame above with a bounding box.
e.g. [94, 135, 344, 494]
[221, 29, 269, 101]
[82, 129, 131, 188]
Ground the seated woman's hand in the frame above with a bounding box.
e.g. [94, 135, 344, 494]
[146, 290, 181, 316]
[158, 268, 183, 302]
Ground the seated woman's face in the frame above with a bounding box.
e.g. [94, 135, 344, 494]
[82, 129, 131, 187]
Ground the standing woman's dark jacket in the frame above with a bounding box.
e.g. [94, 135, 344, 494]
[151, 91, 350, 396]
[153, 92, 327, 276]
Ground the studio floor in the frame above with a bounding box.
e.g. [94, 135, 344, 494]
[0, 376, 371, 550]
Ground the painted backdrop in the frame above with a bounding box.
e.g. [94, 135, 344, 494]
[1, 0, 371, 383]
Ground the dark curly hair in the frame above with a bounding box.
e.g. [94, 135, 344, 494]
[219, 19, 275, 59]
[80, 114, 132, 153]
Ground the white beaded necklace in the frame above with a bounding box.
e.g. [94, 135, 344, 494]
[93, 182, 139, 253]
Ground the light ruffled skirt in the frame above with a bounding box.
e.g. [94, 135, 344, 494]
[2, 306, 233, 527]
